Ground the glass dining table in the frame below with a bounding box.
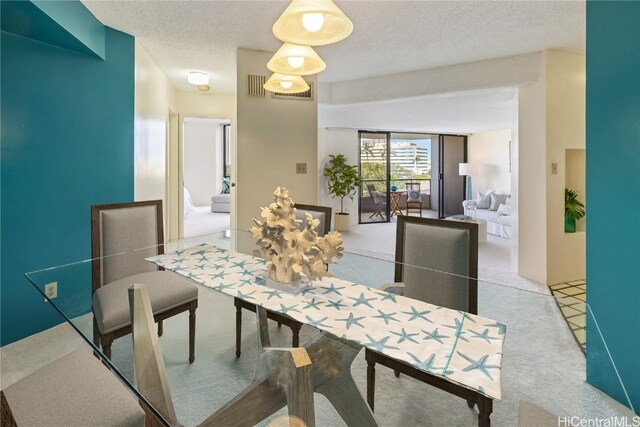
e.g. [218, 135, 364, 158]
[25, 229, 634, 426]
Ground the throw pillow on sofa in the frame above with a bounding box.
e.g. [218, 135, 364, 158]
[476, 190, 493, 209]
[497, 203, 511, 216]
[490, 193, 508, 211]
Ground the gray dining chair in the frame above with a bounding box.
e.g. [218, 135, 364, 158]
[91, 200, 198, 362]
[129, 284, 315, 427]
[234, 203, 332, 357]
[386, 216, 478, 312]
[0, 348, 145, 426]
[369, 216, 478, 405]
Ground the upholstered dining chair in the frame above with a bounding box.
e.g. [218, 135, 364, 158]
[91, 200, 198, 362]
[367, 216, 478, 406]
[405, 182, 422, 216]
[234, 203, 332, 357]
[129, 284, 315, 427]
[366, 183, 387, 220]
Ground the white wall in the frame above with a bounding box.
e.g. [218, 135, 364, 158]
[134, 41, 177, 203]
[183, 118, 226, 206]
[318, 128, 359, 227]
[516, 50, 586, 285]
[517, 53, 548, 285]
[235, 48, 318, 231]
[468, 129, 512, 195]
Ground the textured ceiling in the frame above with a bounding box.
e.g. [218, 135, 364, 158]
[83, 1, 585, 95]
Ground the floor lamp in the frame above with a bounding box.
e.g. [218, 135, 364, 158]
[459, 163, 473, 200]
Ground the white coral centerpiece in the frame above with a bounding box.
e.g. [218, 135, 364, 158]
[250, 187, 344, 284]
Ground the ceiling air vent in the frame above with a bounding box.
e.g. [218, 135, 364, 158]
[271, 83, 314, 101]
[247, 74, 266, 97]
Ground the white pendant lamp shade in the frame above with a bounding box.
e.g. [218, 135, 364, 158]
[267, 43, 326, 76]
[272, 0, 353, 46]
[187, 71, 209, 86]
[264, 73, 310, 94]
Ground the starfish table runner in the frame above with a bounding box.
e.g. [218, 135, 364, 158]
[148, 244, 506, 400]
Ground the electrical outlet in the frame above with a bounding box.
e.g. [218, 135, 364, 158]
[296, 163, 307, 174]
[44, 282, 57, 301]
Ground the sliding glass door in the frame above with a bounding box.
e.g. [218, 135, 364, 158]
[357, 131, 466, 222]
[359, 132, 390, 223]
[434, 135, 467, 218]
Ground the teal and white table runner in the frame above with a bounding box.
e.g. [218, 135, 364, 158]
[148, 244, 505, 400]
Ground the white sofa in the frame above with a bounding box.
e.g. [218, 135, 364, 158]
[462, 195, 511, 239]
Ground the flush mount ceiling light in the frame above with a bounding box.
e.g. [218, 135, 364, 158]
[264, 73, 310, 94]
[267, 43, 326, 76]
[272, 0, 353, 46]
[187, 71, 209, 86]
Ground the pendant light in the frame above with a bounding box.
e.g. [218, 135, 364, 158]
[272, 0, 353, 46]
[267, 43, 326, 76]
[264, 73, 310, 94]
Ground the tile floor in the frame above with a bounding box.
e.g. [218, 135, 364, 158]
[549, 280, 587, 353]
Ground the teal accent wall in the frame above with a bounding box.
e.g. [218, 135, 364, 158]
[586, 0, 640, 412]
[1, 1, 105, 58]
[1, 8, 134, 344]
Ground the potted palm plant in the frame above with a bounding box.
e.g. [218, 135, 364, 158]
[324, 154, 362, 232]
[565, 188, 585, 233]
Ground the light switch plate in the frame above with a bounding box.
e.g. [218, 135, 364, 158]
[551, 163, 558, 175]
[296, 163, 307, 174]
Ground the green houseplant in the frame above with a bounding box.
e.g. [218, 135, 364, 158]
[324, 154, 362, 231]
[565, 188, 585, 233]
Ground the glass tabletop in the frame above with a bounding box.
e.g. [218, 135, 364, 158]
[25, 229, 635, 426]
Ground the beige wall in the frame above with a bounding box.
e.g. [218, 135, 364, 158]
[468, 129, 512, 195]
[516, 50, 586, 285]
[545, 50, 586, 285]
[177, 92, 235, 119]
[318, 128, 359, 227]
[134, 41, 177, 203]
[236, 48, 318, 231]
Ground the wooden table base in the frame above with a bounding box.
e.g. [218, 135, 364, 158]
[209, 308, 379, 427]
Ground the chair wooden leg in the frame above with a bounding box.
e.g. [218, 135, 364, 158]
[102, 338, 113, 359]
[291, 322, 301, 347]
[92, 317, 100, 347]
[157, 320, 163, 337]
[478, 396, 493, 427]
[365, 350, 376, 412]
[189, 305, 196, 364]
[235, 300, 242, 358]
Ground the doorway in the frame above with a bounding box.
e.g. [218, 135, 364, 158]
[181, 117, 231, 238]
[358, 131, 465, 223]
